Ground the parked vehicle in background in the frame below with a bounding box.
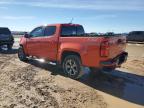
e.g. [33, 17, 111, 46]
[18, 23, 128, 79]
[127, 31, 144, 42]
[0, 27, 14, 50]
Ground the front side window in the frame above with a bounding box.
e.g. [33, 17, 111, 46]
[61, 26, 77, 37]
[44, 26, 56, 36]
[30, 27, 44, 37]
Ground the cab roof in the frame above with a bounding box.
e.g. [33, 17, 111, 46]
[39, 23, 81, 27]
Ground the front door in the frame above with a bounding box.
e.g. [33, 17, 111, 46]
[26, 27, 44, 57]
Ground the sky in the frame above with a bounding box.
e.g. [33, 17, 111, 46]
[0, 0, 144, 33]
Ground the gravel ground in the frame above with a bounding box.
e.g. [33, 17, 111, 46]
[0, 41, 143, 108]
[0, 51, 107, 108]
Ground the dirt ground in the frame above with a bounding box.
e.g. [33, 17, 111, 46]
[0, 42, 144, 108]
[122, 44, 144, 75]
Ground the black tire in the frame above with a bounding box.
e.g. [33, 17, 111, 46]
[62, 55, 83, 79]
[89, 67, 102, 78]
[7, 44, 13, 50]
[18, 46, 28, 61]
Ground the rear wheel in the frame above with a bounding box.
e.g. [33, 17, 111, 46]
[62, 55, 83, 79]
[18, 46, 28, 61]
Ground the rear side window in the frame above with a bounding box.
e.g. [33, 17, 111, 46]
[44, 26, 56, 36]
[61, 26, 85, 37]
[77, 26, 84, 36]
[0, 28, 11, 35]
[61, 26, 77, 37]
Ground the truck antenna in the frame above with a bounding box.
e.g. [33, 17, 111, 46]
[69, 18, 74, 24]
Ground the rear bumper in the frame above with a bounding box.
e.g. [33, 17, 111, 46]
[100, 52, 128, 68]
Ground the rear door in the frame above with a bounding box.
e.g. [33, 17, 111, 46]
[26, 27, 44, 57]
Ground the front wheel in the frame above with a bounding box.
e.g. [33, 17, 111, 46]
[62, 55, 83, 79]
[18, 46, 28, 61]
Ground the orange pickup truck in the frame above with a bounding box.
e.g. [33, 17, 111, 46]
[18, 23, 128, 79]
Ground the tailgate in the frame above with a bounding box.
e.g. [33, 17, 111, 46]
[107, 36, 127, 59]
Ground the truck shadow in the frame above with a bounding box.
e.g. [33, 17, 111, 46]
[80, 70, 144, 106]
[27, 59, 144, 106]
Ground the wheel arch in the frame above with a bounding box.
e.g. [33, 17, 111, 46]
[19, 44, 28, 55]
[61, 50, 82, 64]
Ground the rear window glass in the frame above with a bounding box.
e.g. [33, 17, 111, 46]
[134, 31, 143, 35]
[61, 26, 77, 37]
[129, 31, 144, 36]
[44, 26, 56, 36]
[77, 26, 84, 36]
[0, 28, 11, 35]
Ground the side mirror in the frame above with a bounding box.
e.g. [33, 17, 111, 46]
[24, 33, 30, 38]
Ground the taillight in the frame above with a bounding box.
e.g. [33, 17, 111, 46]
[100, 40, 109, 57]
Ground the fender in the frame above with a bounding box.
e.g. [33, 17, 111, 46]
[19, 37, 28, 54]
[57, 42, 87, 64]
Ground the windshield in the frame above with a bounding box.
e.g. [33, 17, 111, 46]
[0, 28, 11, 35]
